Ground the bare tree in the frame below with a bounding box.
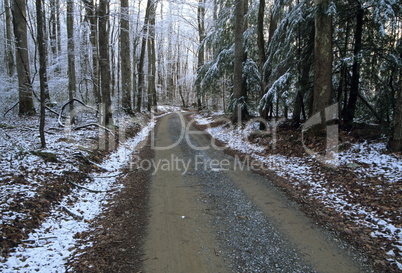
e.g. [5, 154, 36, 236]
[83, 0, 100, 103]
[50, 0, 62, 73]
[120, 0, 133, 114]
[67, 0, 76, 122]
[49, 0, 57, 56]
[99, 0, 112, 125]
[36, 0, 47, 147]
[12, 0, 35, 115]
[196, 0, 205, 109]
[147, 0, 157, 111]
[137, 0, 152, 112]
[4, 0, 15, 76]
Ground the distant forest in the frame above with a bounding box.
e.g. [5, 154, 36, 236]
[0, 0, 401, 150]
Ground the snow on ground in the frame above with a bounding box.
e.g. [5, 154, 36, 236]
[193, 114, 402, 270]
[0, 114, 157, 272]
[156, 105, 182, 114]
[1, 115, 95, 231]
[338, 141, 402, 184]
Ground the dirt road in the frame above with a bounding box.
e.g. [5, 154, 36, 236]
[142, 113, 373, 273]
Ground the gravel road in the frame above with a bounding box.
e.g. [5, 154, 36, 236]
[142, 112, 374, 273]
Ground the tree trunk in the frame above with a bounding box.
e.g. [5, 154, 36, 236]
[293, 26, 314, 125]
[338, 21, 350, 120]
[257, 0, 266, 125]
[259, 7, 277, 126]
[99, 0, 112, 125]
[49, 0, 57, 56]
[12, 0, 35, 115]
[120, 0, 133, 114]
[147, 38, 152, 112]
[137, 0, 152, 112]
[389, 76, 402, 152]
[231, 0, 248, 122]
[67, 0, 76, 123]
[312, 0, 333, 117]
[5, 0, 15, 77]
[196, 0, 205, 110]
[388, 42, 402, 152]
[83, 0, 100, 104]
[110, 14, 118, 99]
[147, 0, 157, 111]
[40, 0, 50, 101]
[151, 33, 157, 107]
[36, 0, 47, 147]
[344, 3, 363, 128]
[56, 0, 61, 54]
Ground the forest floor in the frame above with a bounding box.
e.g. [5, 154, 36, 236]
[0, 108, 400, 272]
[0, 106, 179, 272]
[191, 111, 402, 272]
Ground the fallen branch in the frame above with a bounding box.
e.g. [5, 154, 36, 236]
[46, 105, 65, 118]
[68, 180, 115, 193]
[73, 152, 110, 172]
[30, 89, 66, 118]
[0, 130, 11, 140]
[58, 98, 99, 127]
[357, 92, 386, 126]
[91, 168, 141, 179]
[3, 102, 19, 117]
[73, 122, 115, 136]
[62, 206, 84, 220]
[22, 237, 58, 244]
[47, 127, 62, 131]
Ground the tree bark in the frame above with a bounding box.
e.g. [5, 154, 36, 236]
[137, 0, 152, 112]
[344, 3, 363, 128]
[259, 7, 277, 125]
[257, 0, 266, 125]
[232, 0, 248, 122]
[151, 32, 157, 107]
[147, 0, 157, 111]
[99, 0, 112, 125]
[67, 0, 76, 123]
[56, 0, 61, 54]
[83, 0, 100, 104]
[49, 0, 57, 56]
[312, 0, 333, 117]
[388, 42, 402, 152]
[389, 79, 402, 152]
[120, 0, 133, 114]
[36, 0, 47, 148]
[5, 0, 15, 76]
[196, 0, 205, 110]
[12, 0, 35, 115]
[293, 26, 314, 125]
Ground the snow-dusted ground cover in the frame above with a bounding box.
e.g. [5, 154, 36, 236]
[0, 106, 180, 272]
[1, 120, 156, 272]
[338, 142, 402, 183]
[193, 112, 402, 270]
